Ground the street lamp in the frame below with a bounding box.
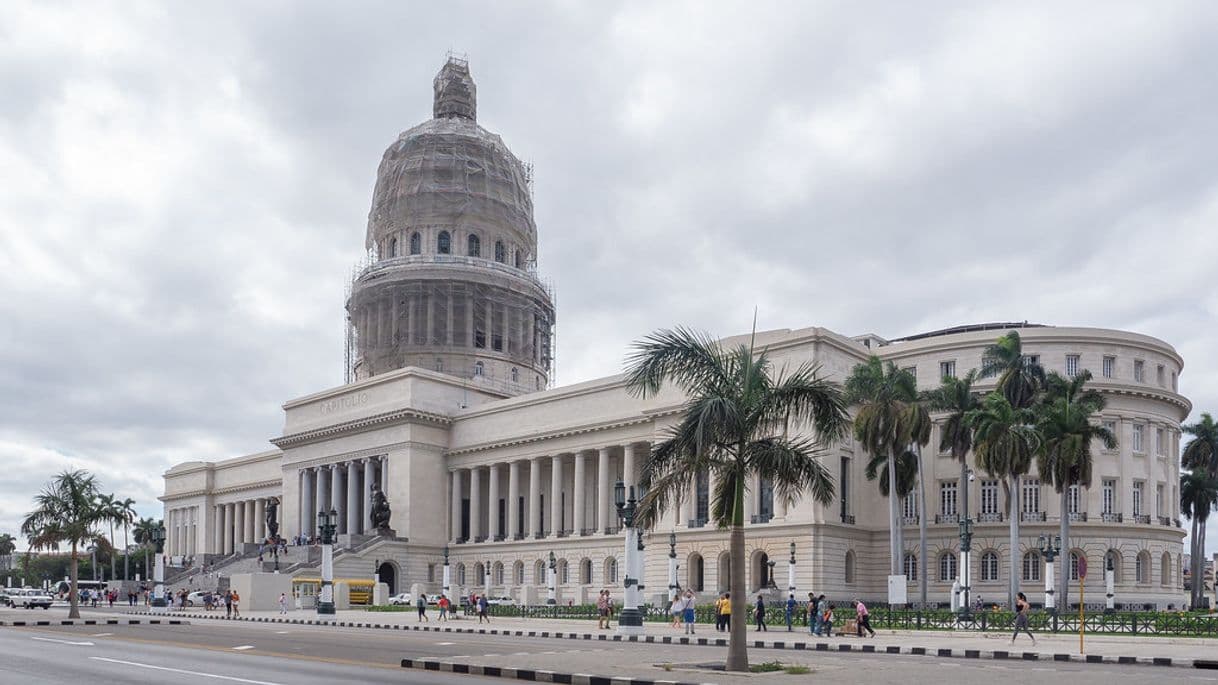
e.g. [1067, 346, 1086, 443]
[767, 559, 777, 590]
[150, 523, 167, 612]
[788, 543, 797, 597]
[667, 532, 678, 602]
[546, 551, 557, 605]
[1104, 554, 1115, 614]
[316, 508, 338, 615]
[442, 545, 451, 601]
[484, 559, 492, 598]
[87, 545, 98, 583]
[1038, 533, 1061, 616]
[958, 516, 974, 619]
[613, 479, 646, 635]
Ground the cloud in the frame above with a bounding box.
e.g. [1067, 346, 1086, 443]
[1, 1, 1216, 557]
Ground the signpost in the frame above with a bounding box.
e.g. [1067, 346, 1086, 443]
[1077, 556, 1087, 654]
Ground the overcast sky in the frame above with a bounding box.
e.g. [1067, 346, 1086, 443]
[1, 1, 1216, 556]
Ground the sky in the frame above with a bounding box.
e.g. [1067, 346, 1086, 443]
[1, 1, 1216, 556]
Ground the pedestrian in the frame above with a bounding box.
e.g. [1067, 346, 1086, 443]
[855, 598, 875, 637]
[231, 590, 240, 617]
[438, 594, 450, 621]
[808, 592, 820, 635]
[681, 590, 697, 635]
[416, 594, 429, 622]
[224, 590, 233, 618]
[720, 593, 731, 632]
[785, 594, 796, 631]
[1011, 592, 1035, 644]
[820, 598, 834, 637]
[278, 592, 288, 614]
[477, 594, 489, 623]
[754, 594, 767, 631]
[713, 593, 723, 631]
[596, 590, 610, 630]
[669, 594, 683, 629]
[107, 591, 114, 608]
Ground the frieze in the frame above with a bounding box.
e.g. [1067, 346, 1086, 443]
[318, 391, 370, 415]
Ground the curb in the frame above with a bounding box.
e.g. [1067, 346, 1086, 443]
[126, 611, 1202, 669]
[401, 657, 706, 685]
[0, 618, 187, 627]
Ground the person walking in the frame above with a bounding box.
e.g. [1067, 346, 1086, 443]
[231, 590, 240, 617]
[754, 594, 767, 631]
[596, 590, 610, 630]
[438, 594, 450, 621]
[808, 592, 820, 635]
[713, 593, 724, 632]
[720, 592, 731, 632]
[224, 590, 233, 618]
[680, 590, 697, 635]
[813, 594, 828, 636]
[477, 594, 490, 624]
[1011, 592, 1035, 644]
[669, 594, 683, 630]
[820, 598, 834, 637]
[278, 592, 288, 614]
[785, 594, 796, 631]
[855, 598, 875, 637]
[416, 594, 429, 622]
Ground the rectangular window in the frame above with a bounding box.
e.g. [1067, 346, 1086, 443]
[1066, 354, 1080, 378]
[1103, 356, 1115, 378]
[1021, 477, 1041, 514]
[1132, 481, 1144, 516]
[840, 456, 851, 519]
[1133, 424, 1145, 453]
[1156, 483, 1164, 516]
[1102, 421, 1117, 450]
[939, 360, 956, 379]
[1156, 428, 1165, 456]
[980, 480, 999, 515]
[695, 471, 709, 523]
[1102, 479, 1116, 515]
[940, 481, 958, 517]
[1068, 484, 1081, 514]
[759, 477, 774, 518]
[1134, 359, 1145, 382]
[1157, 364, 1165, 387]
[903, 493, 918, 520]
[902, 366, 917, 384]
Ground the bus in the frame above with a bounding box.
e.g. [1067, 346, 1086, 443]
[53, 579, 109, 598]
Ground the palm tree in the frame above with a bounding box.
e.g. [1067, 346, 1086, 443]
[624, 326, 850, 672]
[969, 392, 1041, 609]
[0, 533, 15, 571]
[20, 470, 123, 618]
[1181, 469, 1217, 608]
[844, 356, 920, 583]
[1035, 370, 1115, 609]
[1182, 413, 1218, 608]
[114, 497, 137, 580]
[96, 493, 118, 581]
[926, 369, 981, 605]
[133, 517, 160, 582]
[907, 398, 932, 606]
[979, 330, 1045, 411]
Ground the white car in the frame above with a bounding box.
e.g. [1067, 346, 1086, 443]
[484, 595, 514, 606]
[388, 592, 413, 606]
[186, 591, 211, 607]
[11, 589, 53, 609]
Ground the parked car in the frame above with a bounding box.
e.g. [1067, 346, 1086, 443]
[388, 592, 413, 606]
[186, 591, 210, 607]
[0, 589, 14, 607]
[484, 596, 514, 606]
[12, 589, 53, 609]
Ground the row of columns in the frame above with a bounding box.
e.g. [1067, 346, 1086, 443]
[211, 497, 274, 555]
[296, 457, 388, 540]
[166, 506, 198, 558]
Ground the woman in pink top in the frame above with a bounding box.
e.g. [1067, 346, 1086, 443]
[854, 598, 875, 637]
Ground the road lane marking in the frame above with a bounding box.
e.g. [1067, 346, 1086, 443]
[233, 645, 255, 651]
[89, 657, 283, 685]
[274, 631, 290, 634]
[436, 641, 455, 645]
[93, 632, 114, 637]
[31, 636, 94, 646]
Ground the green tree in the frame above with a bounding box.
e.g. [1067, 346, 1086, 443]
[1182, 413, 1218, 608]
[844, 356, 921, 585]
[114, 497, 137, 581]
[1180, 469, 1217, 607]
[20, 470, 123, 618]
[0, 533, 15, 556]
[969, 392, 1040, 609]
[132, 517, 161, 582]
[979, 330, 1045, 410]
[926, 369, 981, 605]
[624, 327, 849, 672]
[96, 493, 118, 582]
[1035, 370, 1115, 609]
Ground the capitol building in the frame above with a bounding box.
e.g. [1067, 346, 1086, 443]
[161, 58, 1189, 609]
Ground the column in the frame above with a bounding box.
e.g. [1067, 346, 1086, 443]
[446, 291, 454, 345]
[597, 447, 611, 533]
[363, 459, 375, 533]
[550, 454, 563, 535]
[297, 471, 306, 539]
[574, 451, 586, 535]
[529, 457, 542, 537]
[330, 463, 342, 532]
[315, 466, 328, 529]
[244, 499, 256, 544]
[623, 443, 636, 491]
[426, 292, 435, 345]
[255, 498, 266, 543]
[311, 467, 323, 537]
[465, 293, 474, 347]
[488, 464, 501, 540]
[470, 467, 483, 541]
[213, 505, 223, 554]
[187, 508, 197, 556]
[224, 502, 235, 554]
[234, 501, 245, 549]
[451, 469, 464, 542]
[508, 461, 521, 539]
[347, 461, 360, 535]
[379, 458, 388, 497]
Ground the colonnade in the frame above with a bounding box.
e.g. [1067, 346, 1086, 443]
[296, 456, 387, 540]
[165, 506, 198, 558]
[211, 497, 276, 555]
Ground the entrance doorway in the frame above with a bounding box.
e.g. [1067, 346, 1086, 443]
[377, 561, 397, 594]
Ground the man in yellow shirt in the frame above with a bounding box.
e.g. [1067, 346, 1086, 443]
[719, 592, 731, 632]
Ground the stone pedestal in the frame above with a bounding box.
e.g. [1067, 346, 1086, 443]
[372, 582, 390, 606]
[334, 582, 351, 610]
[229, 573, 293, 612]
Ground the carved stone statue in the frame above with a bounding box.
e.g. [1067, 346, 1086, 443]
[370, 485, 395, 536]
[265, 497, 280, 541]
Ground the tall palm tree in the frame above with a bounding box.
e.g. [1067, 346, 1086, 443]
[1182, 413, 1218, 608]
[115, 497, 137, 581]
[96, 493, 118, 581]
[907, 398, 932, 606]
[979, 330, 1045, 411]
[969, 392, 1040, 609]
[1181, 469, 1218, 608]
[926, 369, 981, 605]
[20, 470, 122, 618]
[844, 356, 919, 582]
[624, 326, 850, 672]
[0, 533, 15, 571]
[1035, 370, 1115, 609]
[133, 517, 161, 582]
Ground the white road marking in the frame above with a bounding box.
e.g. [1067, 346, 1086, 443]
[436, 641, 455, 645]
[93, 632, 113, 637]
[89, 657, 283, 685]
[232, 645, 255, 651]
[274, 631, 290, 635]
[31, 637, 94, 646]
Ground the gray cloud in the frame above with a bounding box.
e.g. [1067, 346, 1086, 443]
[1, 0, 1216, 556]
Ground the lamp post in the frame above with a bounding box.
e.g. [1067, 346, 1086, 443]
[442, 546, 451, 602]
[484, 560, 492, 599]
[317, 508, 338, 615]
[767, 560, 777, 590]
[667, 532, 678, 602]
[613, 480, 646, 635]
[788, 543, 797, 598]
[87, 545, 98, 583]
[546, 551, 557, 605]
[150, 524, 167, 613]
[1104, 554, 1115, 614]
[957, 516, 974, 620]
[1038, 533, 1061, 616]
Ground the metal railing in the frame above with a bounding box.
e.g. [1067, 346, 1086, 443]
[1133, 514, 1151, 524]
[977, 512, 1004, 523]
[1101, 512, 1124, 523]
[1020, 511, 1047, 522]
[1067, 512, 1088, 522]
[901, 516, 919, 525]
[750, 513, 773, 524]
[935, 514, 959, 524]
[840, 513, 856, 524]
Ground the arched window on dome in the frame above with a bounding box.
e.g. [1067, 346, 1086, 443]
[389, 237, 398, 258]
[474, 361, 484, 377]
[438, 231, 451, 254]
[511, 367, 519, 383]
[495, 240, 506, 263]
[514, 250, 523, 269]
[409, 232, 421, 255]
[467, 234, 481, 257]
[434, 358, 444, 372]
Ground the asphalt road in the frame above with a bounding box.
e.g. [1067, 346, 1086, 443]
[3, 617, 1217, 684]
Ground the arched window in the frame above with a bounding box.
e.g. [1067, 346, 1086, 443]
[844, 551, 856, 584]
[559, 559, 569, 585]
[438, 230, 451, 254]
[428, 564, 436, 583]
[435, 358, 443, 372]
[1161, 553, 1171, 587]
[689, 553, 705, 591]
[580, 558, 592, 585]
[1136, 551, 1150, 584]
[1023, 551, 1041, 581]
[514, 250, 523, 269]
[409, 232, 421, 255]
[474, 562, 485, 584]
[605, 557, 619, 584]
[511, 367, 519, 382]
[981, 551, 1000, 581]
[467, 234, 481, 257]
[903, 553, 918, 581]
[939, 552, 957, 581]
[494, 240, 506, 263]
[493, 562, 504, 586]
[457, 563, 466, 586]
[1069, 551, 1082, 581]
[1105, 549, 1121, 582]
[536, 377, 542, 390]
[513, 560, 524, 585]
[389, 237, 398, 257]
[474, 361, 484, 377]
[753, 551, 771, 591]
[533, 560, 545, 585]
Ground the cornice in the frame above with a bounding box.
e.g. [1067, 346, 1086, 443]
[446, 408, 682, 457]
[878, 328, 1184, 369]
[272, 407, 451, 448]
[160, 479, 282, 502]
